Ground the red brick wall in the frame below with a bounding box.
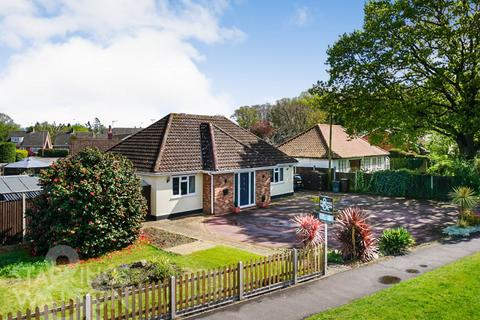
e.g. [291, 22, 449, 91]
[202, 174, 212, 214]
[213, 173, 234, 214]
[256, 170, 271, 205]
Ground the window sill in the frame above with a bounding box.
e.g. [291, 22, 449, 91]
[271, 181, 285, 185]
[171, 193, 197, 200]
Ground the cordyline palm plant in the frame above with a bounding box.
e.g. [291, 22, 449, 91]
[335, 207, 377, 262]
[293, 215, 324, 248]
[449, 186, 479, 225]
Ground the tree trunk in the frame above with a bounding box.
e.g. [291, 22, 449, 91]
[456, 134, 479, 159]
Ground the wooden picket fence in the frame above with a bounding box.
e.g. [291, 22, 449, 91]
[0, 246, 325, 320]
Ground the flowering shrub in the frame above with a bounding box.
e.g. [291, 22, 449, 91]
[335, 207, 377, 262]
[293, 215, 324, 248]
[27, 148, 147, 258]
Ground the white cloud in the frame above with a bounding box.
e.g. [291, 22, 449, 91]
[291, 6, 311, 27]
[0, 0, 243, 126]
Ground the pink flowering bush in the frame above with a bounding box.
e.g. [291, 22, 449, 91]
[293, 215, 324, 248]
[27, 148, 146, 258]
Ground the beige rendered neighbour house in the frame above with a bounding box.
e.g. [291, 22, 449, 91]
[109, 113, 297, 219]
[278, 124, 390, 173]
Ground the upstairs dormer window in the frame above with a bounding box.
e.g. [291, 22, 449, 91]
[11, 136, 24, 144]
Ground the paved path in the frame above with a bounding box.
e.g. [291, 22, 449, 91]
[189, 237, 480, 320]
[165, 240, 215, 255]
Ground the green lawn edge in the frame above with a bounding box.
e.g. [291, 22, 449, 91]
[0, 244, 260, 314]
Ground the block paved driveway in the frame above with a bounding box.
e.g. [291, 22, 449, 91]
[204, 191, 458, 249]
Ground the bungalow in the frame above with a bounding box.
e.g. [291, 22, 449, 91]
[7, 131, 52, 154]
[278, 124, 390, 173]
[109, 113, 297, 219]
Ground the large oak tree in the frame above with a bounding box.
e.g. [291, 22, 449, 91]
[327, 0, 480, 158]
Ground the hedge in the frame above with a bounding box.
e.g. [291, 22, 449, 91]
[39, 149, 69, 157]
[354, 169, 464, 200]
[15, 149, 28, 161]
[0, 142, 16, 163]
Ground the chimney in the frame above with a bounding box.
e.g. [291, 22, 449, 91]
[107, 125, 113, 140]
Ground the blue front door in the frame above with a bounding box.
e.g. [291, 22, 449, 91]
[236, 171, 255, 207]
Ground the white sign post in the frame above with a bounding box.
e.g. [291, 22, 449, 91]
[315, 195, 335, 275]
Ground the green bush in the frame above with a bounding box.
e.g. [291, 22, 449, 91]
[26, 148, 147, 258]
[15, 149, 28, 161]
[0, 142, 16, 163]
[369, 169, 414, 197]
[39, 149, 69, 157]
[353, 171, 370, 192]
[379, 227, 415, 256]
[327, 250, 344, 264]
[390, 157, 426, 171]
[91, 258, 177, 290]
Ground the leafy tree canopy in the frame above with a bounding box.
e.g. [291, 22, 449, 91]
[327, 0, 480, 159]
[27, 122, 91, 142]
[232, 94, 327, 144]
[0, 113, 20, 141]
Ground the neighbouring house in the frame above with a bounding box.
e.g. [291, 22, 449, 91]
[7, 131, 52, 154]
[53, 131, 94, 150]
[69, 126, 142, 155]
[278, 124, 390, 173]
[109, 113, 297, 219]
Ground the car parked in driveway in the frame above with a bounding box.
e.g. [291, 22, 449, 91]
[294, 174, 304, 191]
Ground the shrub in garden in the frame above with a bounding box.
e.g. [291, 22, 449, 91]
[0, 142, 16, 163]
[335, 207, 377, 262]
[15, 149, 28, 161]
[379, 227, 415, 256]
[293, 215, 324, 248]
[91, 258, 177, 290]
[369, 169, 414, 197]
[449, 186, 479, 225]
[39, 149, 69, 157]
[27, 148, 147, 258]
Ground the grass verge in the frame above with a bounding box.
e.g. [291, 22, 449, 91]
[308, 252, 480, 320]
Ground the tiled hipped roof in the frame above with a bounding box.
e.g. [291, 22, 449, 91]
[109, 113, 297, 173]
[278, 124, 389, 159]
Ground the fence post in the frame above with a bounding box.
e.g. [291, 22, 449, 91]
[22, 193, 26, 241]
[238, 261, 244, 300]
[293, 249, 298, 285]
[170, 276, 176, 319]
[85, 294, 92, 320]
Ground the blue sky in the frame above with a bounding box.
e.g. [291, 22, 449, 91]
[197, 0, 365, 107]
[0, 0, 365, 127]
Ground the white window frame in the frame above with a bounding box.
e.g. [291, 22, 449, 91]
[10, 136, 24, 143]
[363, 157, 371, 171]
[172, 175, 196, 198]
[271, 167, 284, 184]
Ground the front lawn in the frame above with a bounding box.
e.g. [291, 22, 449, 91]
[0, 243, 260, 314]
[308, 252, 480, 320]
